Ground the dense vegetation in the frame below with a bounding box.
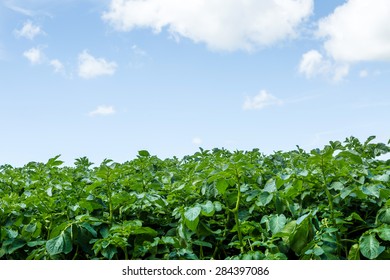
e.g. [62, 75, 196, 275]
[1, 136, 390, 260]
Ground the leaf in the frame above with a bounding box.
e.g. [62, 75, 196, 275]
[312, 245, 325, 256]
[46, 187, 53, 197]
[80, 223, 97, 237]
[46, 155, 64, 167]
[336, 151, 363, 164]
[361, 185, 382, 198]
[256, 192, 273, 207]
[330, 182, 343, 191]
[377, 207, 390, 225]
[296, 213, 311, 225]
[200, 201, 215, 217]
[215, 179, 229, 195]
[264, 178, 277, 193]
[359, 234, 385, 259]
[340, 186, 355, 199]
[348, 244, 360, 260]
[289, 215, 312, 255]
[269, 214, 287, 235]
[27, 240, 46, 247]
[192, 240, 212, 248]
[372, 174, 389, 182]
[102, 245, 117, 259]
[3, 239, 26, 254]
[376, 226, 390, 241]
[184, 206, 201, 231]
[346, 212, 365, 223]
[46, 231, 73, 256]
[138, 150, 150, 157]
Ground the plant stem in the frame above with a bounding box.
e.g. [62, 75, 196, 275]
[320, 156, 341, 255]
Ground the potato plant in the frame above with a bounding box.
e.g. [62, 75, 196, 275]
[1, 136, 390, 260]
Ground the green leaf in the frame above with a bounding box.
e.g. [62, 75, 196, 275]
[361, 185, 382, 198]
[200, 201, 215, 217]
[264, 178, 277, 193]
[359, 234, 385, 259]
[138, 150, 150, 157]
[46, 155, 64, 167]
[46, 231, 73, 256]
[340, 186, 355, 199]
[376, 226, 390, 241]
[215, 179, 229, 195]
[192, 240, 212, 248]
[336, 151, 363, 164]
[330, 182, 343, 191]
[3, 239, 26, 254]
[289, 215, 312, 255]
[348, 244, 360, 260]
[80, 223, 97, 238]
[102, 245, 117, 259]
[346, 212, 365, 223]
[373, 174, 389, 182]
[377, 207, 390, 224]
[256, 192, 273, 206]
[184, 206, 201, 231]
[269, 214, 287, 235]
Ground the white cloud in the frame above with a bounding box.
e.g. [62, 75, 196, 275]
[243, 90, 283, 110]
[88, 105, 116, 117]
[78, 50, 117, 79]
[50, 59, 64, 73]
[102, 0, 313, 51]
[299, 50, 349, 82]
[15, 21, 44, 40]
[23, 47, 44, 64]
[192, 137, 203, 146]
[298, 50, 330, 78]
[317, 0, 390, 62]
[5, 2, 35, 16]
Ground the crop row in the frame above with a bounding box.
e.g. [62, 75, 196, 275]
[1, 136, 390, 259]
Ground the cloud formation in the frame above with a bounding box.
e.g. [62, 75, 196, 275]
[243, 90, 283, 110]
[50, 59, 64, 73]
[88, 105, 116, 117]
[317, 0, 390, 62]
[15, 21, 44, 40]
[299, 50, 349, 82]
[23, 47, 44, 64]
[78, 50, 117, 79]
[102, 0, 313, 51]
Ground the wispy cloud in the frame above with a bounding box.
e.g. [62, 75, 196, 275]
[129, 44, 151, 68]
[78, 50, 117, 79]
[15, 21, 44, 40]
[23, 47, 45, 64]
[88, 105, 116, 117]
[49, 59, 64, 73]
[5, 2, 35, 16]
[243, 90, 283, 110]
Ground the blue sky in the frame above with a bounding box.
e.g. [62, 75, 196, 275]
[0, 0, 389, 166]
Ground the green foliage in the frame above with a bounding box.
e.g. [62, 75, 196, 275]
[1, 136, 390, 259]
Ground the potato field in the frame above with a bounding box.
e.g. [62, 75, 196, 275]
[1, 136, 390, 260]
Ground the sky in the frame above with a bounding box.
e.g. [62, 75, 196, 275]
[0, 0, 389, 166]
